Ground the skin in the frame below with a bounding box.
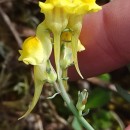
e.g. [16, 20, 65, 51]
[125, 125, 130, 130]
[69, 0, 130, 128]
[69, 0, 130, 79]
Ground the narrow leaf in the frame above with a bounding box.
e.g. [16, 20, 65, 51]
[47, 92, 60, 99]
[85, 88, 111, 109]
[98, 73, 111, 82]
[116, 84, 130, 102]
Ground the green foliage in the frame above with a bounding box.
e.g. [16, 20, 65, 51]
[85, 88, 111, 109]
[91, 109, 124, 130]
[92, 110, 113, 130]
[98, 73, 111, 82]
[116, 84, 130, 102]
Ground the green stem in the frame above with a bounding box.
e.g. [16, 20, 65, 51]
[62, 69, 69, 91]
[56, 79, 94, 130]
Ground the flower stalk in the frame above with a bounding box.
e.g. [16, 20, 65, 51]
[56, 79, 94, 130]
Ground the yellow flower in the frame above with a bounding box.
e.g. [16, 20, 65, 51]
[18, 0, 102, 120]
[39, 1, 71, 79]
[19, 21, 52, 66]
[38, 0, 101, 79]
[80, 0, 101, 13]
[39, 1, 70, 32]
[63, 0, 101, 78]
[18, 22, 55, 119]
[18, 36, 44, 65]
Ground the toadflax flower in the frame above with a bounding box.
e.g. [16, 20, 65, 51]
[65, 0, 102, 78]
[19, 21, 52, 66]
[18, 0, 101, 119]
[18, 21, 57, 119]
[39, 0, 101, 79]
[39, 0, 70, 79]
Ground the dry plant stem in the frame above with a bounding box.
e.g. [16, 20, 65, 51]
[0, 6, 22, 47]
[0, 0, 11, 4]
[110, 111, 125, 130]
[48, 100, 68, 126]
[54, 80, 94, 130]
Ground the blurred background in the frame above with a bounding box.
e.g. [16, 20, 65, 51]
[0, 0, 130, 130]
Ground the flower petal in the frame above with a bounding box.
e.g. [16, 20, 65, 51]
[36, 22, 52, 60]
[18, 36, 44, 65]
[39, 2, 54, 13]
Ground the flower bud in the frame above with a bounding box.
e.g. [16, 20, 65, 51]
[76, 89, 88, 112]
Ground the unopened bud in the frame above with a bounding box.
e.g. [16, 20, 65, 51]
[76, 89, 88, 112]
